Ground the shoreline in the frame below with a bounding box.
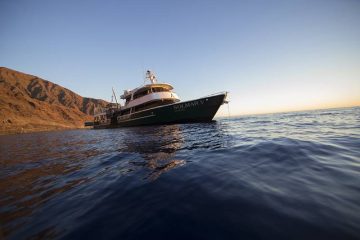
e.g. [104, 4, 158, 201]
[0, 126, 91, 136]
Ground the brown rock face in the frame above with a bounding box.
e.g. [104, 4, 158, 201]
[0, 67, 108, 134]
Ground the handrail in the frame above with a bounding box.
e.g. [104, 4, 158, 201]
[203, 91, 228, 98]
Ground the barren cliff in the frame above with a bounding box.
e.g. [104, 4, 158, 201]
[0, 67, 108, 134]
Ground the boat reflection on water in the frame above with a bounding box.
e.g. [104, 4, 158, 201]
[0, 121, 232, 239]
[121, 124, 185, 180]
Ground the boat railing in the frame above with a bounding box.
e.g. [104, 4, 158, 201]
[117, 114, 131, 121]
[203, 91, 229, 98]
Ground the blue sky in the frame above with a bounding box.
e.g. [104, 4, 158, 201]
[1, 0, 359, 115]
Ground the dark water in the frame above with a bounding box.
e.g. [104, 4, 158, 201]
[1, 107, 360, 239]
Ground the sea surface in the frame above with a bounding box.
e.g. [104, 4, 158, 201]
[1, 107, 360, 239]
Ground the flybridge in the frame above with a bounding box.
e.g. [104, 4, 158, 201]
[120, 83, 174, 100]
[120, 70, 173, 100]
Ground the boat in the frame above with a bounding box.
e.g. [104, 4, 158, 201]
[91, 70, 228, 128]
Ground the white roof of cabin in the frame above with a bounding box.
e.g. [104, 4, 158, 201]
[120, 83, 174, 99]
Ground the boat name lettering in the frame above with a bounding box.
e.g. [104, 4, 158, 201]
[173, 100, 204, 111]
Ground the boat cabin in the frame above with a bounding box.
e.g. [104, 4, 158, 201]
[119, 71, 180, 113]
[93, 70, 180, 126]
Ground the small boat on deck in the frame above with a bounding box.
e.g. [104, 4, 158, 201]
[91, 70, 228, 128]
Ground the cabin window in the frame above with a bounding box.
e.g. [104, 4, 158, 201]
[133, 89, 150, 99]
[133, 99, 176, 112]
[151, 87, 167, 93]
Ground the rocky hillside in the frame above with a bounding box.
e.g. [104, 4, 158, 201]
[0, 67, 108, 134]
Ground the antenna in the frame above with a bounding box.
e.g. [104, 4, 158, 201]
[112, 87, 119, 109]
[146, 70, 157, 84]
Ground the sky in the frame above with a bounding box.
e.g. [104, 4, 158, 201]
[1, 0, 359, 116]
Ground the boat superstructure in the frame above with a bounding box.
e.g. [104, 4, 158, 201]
[119, 70, 180, 113]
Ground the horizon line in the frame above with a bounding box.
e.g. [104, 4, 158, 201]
[215, 105, 360, 119]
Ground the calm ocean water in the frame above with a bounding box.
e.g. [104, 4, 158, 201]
[1, 107, 360, 239]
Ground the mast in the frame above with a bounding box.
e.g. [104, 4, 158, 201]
[112, 87, 119, 109]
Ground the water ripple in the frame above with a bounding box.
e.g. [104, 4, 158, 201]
[0, 107, 360, 239]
